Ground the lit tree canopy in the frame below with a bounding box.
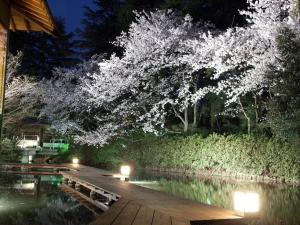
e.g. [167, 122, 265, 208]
[39, 0, 300, 145]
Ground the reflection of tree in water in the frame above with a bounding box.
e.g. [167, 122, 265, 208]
[12, 195, 95, 225]
[0, 174, 95, 225]
[138, 173, 300, 225]
[0, 173, 19, 186]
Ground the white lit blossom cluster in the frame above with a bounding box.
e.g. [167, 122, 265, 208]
[38, 0, 299, 146]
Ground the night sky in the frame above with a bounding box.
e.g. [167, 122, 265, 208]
[48, 0, 96, 32]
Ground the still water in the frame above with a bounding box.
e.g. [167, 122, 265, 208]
[131, 171, 300, 225]
[0, 173, 96, 225]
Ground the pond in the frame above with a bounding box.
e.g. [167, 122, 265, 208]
[0, 173, 96, 225]
[131, 171, 300, 225]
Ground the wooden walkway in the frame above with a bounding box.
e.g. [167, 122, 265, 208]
[60, 183, 102, 215]
[61, 164, 243, 225]
[91, 198, 190, 225]
[0, 163, 68, 170]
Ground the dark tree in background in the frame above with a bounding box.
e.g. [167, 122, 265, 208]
[9, 18, 79, 79]
[78, 0, 247, 58]
[266, 27, 300, 140]
[78, 0, 162, 57]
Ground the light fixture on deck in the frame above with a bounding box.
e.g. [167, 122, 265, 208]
[234, 191, 260, 216]
[72, 158, 79, 164]
[120, 165, 131, 176]
[120, 165, 131, 181]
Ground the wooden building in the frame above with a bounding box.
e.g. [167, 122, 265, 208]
[0, 0, 57, 139]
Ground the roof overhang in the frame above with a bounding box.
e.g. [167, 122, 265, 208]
[0, 0, 57, 36]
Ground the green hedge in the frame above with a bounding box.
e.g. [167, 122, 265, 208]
[72, 133, 300, 182]
[123, 134, 300, 182]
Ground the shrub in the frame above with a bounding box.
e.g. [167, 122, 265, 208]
[123, 134, 300, 182]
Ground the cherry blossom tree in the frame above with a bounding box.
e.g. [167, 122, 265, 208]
[110, 10, 214, 133]
[38, 56, 101, 135]
[6, 52, 22, 83]
[183, 0, 300, 134]
[41, 10, 215, 145]
[4, 53, 38, 131]
[40, 0, 300, 145]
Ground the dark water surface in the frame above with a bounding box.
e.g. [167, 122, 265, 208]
[131, 171, 300, 225]
[0, 173, 96, 225]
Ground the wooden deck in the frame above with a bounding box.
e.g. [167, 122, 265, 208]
[0, 163, 68, 170]
[0, 163, 68, 175]
[90, 198, 190, 225]
[61, 164, 243, 225]
[60, 183, 102, 215]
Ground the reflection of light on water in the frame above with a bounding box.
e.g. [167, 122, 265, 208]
[206, 198, 211, 205]
[234, 192, 260, 213]
[129, 181, 161, 190]
[129, 181, 158, 185]
[14, 182, 35, 190]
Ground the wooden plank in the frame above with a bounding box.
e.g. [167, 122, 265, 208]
[60, 183, 109, 212]
[3, 164, 242, 223]
[0, 163, 68, 169]
[12, 0, 55, 26]
[11, 7, 53, 34]
[152, 210, 171, 225]
[90, 198, 130, 225]
[194, 219, 248, 225]
[4, 171, 59, 175]
[0, 25, 9, 124]
[111, 201, 141, 225]
[12, 2, 52, 25]
[60, 164, 241, 222]
[0, 0, 10, 29]
[132, 206, 154, 225]
[171, 217, 190, 225]
[60, 184, 101, 215]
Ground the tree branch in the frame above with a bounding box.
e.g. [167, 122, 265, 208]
[238, 97, 251, 135]
[172, 105, 185, 125]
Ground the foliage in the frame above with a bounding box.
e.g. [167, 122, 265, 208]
[67, 141, 125, 170]
[78, 0, 247, 57]
[41, 10, 216, 145]
[0, 138, 21, 163]
[6, 52, 22, 83]
[266, 26, 300, 139]
[183, 0, 300, 134]
[38, 56, 102, 135]
[9, 18, 79, 79]
[4, 54, 39, 136]
[123, 134, 300, 182]
[38, 0, 300, 145]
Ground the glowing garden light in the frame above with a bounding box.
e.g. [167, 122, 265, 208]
[120, 165, 131, 176]
[119, 165, 131, 181]
[72, 158, 79, 164]
[234, 192, 260, 215]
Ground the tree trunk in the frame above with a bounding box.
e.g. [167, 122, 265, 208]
[254, 94, 259, 124]
[238, 97, 251, 135]
[184, 105, 189, 133]
[192, 102, 198, 131]
[172, 105, 189, 133]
